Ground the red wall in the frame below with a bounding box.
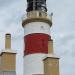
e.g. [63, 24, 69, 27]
[24, 33, 51, 55]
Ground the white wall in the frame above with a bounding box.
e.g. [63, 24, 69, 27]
[24, 54, 46, 75]
[24, 22, 51, 36]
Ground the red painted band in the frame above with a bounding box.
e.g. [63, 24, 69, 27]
[24, 33, 51, 55]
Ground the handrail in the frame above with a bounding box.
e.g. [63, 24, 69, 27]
[22, 11, 52, 22]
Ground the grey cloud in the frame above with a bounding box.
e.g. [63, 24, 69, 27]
[0, 0, 17, 8]
[59, 34, 75, 45]
[0, 0, 25, 35]
[11, 31, 24, 41]
[60, 56, 75, 75]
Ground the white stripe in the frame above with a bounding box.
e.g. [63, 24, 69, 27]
[24, 22, 50, 36]
[24, 54, 47, 75]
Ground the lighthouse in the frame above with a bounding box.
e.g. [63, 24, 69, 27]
[22, 0, 59, 75]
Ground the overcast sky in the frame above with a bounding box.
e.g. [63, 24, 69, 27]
[0, 0, 75, 75]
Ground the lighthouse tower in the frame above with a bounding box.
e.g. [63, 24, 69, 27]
[22, 0, 59, 75]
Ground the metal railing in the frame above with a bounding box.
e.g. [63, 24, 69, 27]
[22, 11, 52, 22]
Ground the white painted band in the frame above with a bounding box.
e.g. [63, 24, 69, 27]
[24, 22, 51, 36]
[24, 54, 47, 75]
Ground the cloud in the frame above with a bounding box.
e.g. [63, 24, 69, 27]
[0, 0, 18, 8]
[0, 0, 25, 34]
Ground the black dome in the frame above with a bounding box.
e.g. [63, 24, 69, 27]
[26, 0, 47, 12]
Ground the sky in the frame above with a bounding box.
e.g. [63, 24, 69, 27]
[0, 0, 75, 75]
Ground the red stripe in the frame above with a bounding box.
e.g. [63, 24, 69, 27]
[24, 33, 51, 55]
